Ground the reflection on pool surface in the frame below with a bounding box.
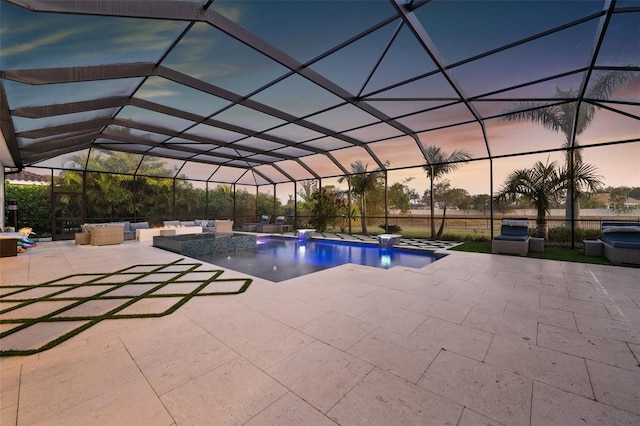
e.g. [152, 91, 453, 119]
[195, 237, 439, 282]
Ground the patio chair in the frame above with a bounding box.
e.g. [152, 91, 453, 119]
[275, 216, 292, 232]
[492, 218, 530, 256]
[599, 222, 640, 265]
[242, 214, 271, 232]
[257, 215, 291, 233]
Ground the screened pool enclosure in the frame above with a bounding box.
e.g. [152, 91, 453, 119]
[1, 0, 638, 243]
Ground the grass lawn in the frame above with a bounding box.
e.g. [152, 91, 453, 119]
[449, 241, 620, 266]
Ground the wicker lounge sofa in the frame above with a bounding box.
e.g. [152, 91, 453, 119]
[599, 222, 640, 265]
[86, 223, 125, 246]
[111, 221, 149, 240]
[76, 221, 149, 245]
[151, 219, 232, 234]
[492, 218, 530, 257]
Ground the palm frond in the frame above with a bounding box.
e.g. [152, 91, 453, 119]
[501, 72, 636, 146]
[570, 162, 605, 197]
[501, 105, 566, 134]
[586, 71, 634, 101]
[422, 145, 471, 180]
[496, 160, 565, 215]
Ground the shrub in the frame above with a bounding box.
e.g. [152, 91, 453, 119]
[583, 228, 602, 240]
[547, 227, 600, 243]
[4, 183, 52, 236]
[379, 224, 402, 233]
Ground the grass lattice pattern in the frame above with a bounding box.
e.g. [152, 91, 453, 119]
[0, 259, 252, 356]
[313, 233, 461, 251]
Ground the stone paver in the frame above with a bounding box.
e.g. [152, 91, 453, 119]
[586, 359, 640, 415]
[244, 392, 338, 426]
[328, 368, 463, 426]
[161, 357, 288, 426]
[531, 381, 640, 426]
[267, 340, 373, 413]
[418, 350, 533, 426]
[410, 316, 493, 360]
[537, 323, 639, 370]
[346, 328, 441, 383]
[484, 335, 593, 398]
[299, 310, 377, 351]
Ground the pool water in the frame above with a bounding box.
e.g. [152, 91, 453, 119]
[195, 237, 438, 282]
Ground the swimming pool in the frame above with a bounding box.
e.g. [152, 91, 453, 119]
[194, 236, 439, 282]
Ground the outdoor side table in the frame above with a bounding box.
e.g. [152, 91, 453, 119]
[529, 237, 544, 252]
[584, 240, 602, 256]
[0, 235, 18, 257]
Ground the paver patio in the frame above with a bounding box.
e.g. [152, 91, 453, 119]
[1, 239, 639, 425]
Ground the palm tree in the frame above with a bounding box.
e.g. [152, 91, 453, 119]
[495, 159, 603, 239]
[422, 146, 471, 239]
[501, 71, 633, 226]
[338, 161, 381, 235]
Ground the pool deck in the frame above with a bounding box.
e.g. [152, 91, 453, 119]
[264, 231, 463, 252]
[1, 238, 639, 425]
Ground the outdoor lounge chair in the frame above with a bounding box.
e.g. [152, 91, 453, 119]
[273, 215, 292, 232]
[599, 222, 640, 265]
[242, 215, 271, 232]
[492, 218, 530, 256]
[256, 215, 291, 233]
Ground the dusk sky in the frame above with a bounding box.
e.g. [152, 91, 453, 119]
[1, 0, 638, 196]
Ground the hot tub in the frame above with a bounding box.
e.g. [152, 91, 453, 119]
[153, 232, 257, 257]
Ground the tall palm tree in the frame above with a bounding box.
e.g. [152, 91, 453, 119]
[501, 71, 633, 226]
[423, 146, 471, 239]
[338, 161, 381, 235]
[495, 159, 603, 239]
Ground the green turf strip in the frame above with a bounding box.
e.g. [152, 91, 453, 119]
[0, 259, 252, 356]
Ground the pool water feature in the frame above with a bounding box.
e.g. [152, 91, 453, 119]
[193, 236, 439, 282]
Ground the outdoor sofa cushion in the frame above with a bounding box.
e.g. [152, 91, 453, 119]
[492, 218, 530, 257]
[494, 219, 529, 242]
[242, 215, 271, 231]
[601, 223, 640, 249]
[130, 221, 149, 231]
[128, 221, 149, 240]
[111, 221, 134, 240]
[258, 215, 271, 224]
[111, 221, 132, 232]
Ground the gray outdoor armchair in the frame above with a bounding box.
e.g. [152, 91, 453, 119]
[491, 218, 530, 257]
